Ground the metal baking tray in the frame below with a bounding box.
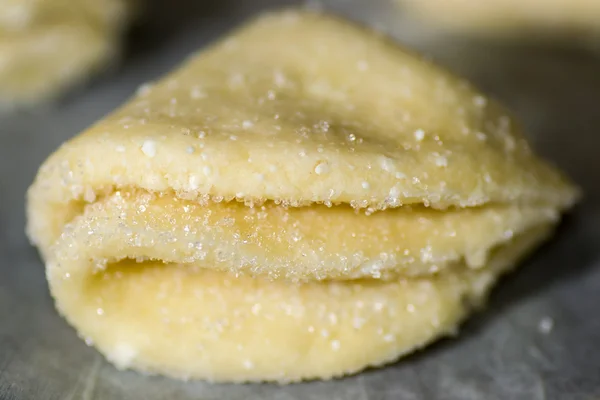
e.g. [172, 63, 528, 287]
[1, 1, 599, 399]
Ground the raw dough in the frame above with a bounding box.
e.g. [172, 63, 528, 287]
[398, 0, 600, 42]
[0, 0, 132, 106]
[27, 10, 579, 382]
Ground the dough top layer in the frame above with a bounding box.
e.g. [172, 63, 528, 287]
[32, 10, 577, 211]
[32, 10, 577, 217]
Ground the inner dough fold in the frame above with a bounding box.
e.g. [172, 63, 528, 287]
[27, 10, 578, 382]
[50, 190, 559, 281]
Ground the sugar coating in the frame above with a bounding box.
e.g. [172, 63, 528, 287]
[108, 342, 138, 369]
[26, 10, 579, 384]
[141, 140, 157, 158]
[414, 129, 425, 141]
[48, 190, 560, 281]
[314, 162, 330, 175]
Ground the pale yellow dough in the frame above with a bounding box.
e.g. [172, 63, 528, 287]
[398, 0, 600, 41]
[0, 0, 132, 105]
[27, 10, 579, 382]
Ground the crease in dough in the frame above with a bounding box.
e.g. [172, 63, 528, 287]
[27, 9, 579, 382]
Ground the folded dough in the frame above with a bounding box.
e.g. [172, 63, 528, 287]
[27, 10, 579, 382]
[397, 0, 600, 42]
[0, 0, 132, 106]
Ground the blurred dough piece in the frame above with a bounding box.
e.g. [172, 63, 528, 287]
[399, 0, 600, 42]
[0, 0, 132, 106]
[27, 10, 579, 382]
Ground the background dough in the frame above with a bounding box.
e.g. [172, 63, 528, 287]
[0, 0, 133, 106]
[398, 0, 600, 43]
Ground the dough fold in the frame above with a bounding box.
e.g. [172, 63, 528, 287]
[27, 10, 578, 382]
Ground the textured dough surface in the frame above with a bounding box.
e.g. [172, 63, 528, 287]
[398, 0, 600, 40]
[51, 190, 560, 281]
[27, 10, 579, 382]
[0, 0, 132, 105]
[28, 10, 575, 210]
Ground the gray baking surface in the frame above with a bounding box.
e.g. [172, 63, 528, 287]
[1, 1, 599, 399]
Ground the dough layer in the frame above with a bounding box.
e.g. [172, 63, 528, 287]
[28, 9, 575, 210]
[48, 190, 559, 281]
[27, 10, 579, 382]
[48, 190, 554, 381]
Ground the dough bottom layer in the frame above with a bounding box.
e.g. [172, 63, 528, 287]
[48, 225, 550, 382]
